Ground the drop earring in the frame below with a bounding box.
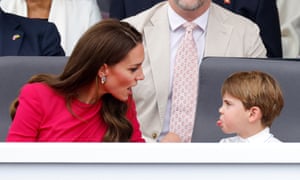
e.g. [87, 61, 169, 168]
[101, 76, 106, 84]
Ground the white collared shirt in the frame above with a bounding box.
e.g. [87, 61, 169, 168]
[159, 4, 209, 141]
[219, 127, 282, 143]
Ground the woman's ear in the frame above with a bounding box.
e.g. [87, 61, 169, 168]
[248, 106, 262, 123]
[98, 64, 108, 77]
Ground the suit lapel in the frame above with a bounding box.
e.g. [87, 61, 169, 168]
[144, 4, 170, 122]
[2, 12, 24, 55]
[205, 3, 233, 56]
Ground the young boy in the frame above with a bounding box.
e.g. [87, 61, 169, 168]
[217, 71, 284, 143]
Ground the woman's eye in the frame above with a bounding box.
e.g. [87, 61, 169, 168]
[130, 68, 138, 72]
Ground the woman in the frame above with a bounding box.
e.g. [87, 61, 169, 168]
[7, 19, 145, 142]
[0, 0, 102, 55]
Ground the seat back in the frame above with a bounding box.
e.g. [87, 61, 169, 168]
[192, 57, 300, 142]
[0, 56, 67, 141]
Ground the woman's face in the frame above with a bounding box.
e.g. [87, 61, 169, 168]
[102, 43, 145, 101]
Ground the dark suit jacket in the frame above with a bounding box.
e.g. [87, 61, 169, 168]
[110, 0, 165, 20]
[0, 8, 65, 56]
[213, 0, 282, 58]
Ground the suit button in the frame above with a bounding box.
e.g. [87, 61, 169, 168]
[152, 133, 157, 139]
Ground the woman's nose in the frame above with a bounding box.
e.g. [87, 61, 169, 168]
[137, 69, 145, 80]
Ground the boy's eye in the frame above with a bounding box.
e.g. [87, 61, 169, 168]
[224, 100, 231, 106]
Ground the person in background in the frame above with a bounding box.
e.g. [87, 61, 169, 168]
[124, 0, 266, 142]
[213, 0, 282, 58]
[7, 19, 145, 142]
[217, 71, 284, 143]
[0, 7, 64, 56]
[276, 0, 300, 58]
[110, 0, 164, 19]
[0, 0, 102, 56]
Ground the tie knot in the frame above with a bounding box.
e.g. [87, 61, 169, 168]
[183, 22, 196, 32]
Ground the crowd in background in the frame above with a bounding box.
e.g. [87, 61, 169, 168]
[1, 0, 299, 58]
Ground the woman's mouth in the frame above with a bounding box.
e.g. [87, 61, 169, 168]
[127, 88, 132, 95]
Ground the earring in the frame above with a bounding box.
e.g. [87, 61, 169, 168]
[101, 76, 106, 84]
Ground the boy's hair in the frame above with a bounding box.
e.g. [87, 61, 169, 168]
[221, 71, 284, 127]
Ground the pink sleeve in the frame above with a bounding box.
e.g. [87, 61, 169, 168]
[6, 84, 43, 142]
[126, 96, 145, 142]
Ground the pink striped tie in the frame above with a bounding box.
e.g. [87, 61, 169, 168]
[169, 22, 199, 142]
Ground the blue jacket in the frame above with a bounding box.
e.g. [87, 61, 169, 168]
[0, 8, 65, 56]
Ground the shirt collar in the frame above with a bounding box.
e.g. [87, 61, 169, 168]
[238, 127, 273, 143]
[167, 4, 210, 32]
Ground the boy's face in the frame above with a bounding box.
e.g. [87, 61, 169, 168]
[217, 92, 250, 136]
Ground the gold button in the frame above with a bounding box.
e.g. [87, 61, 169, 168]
[152, 133, 157, 139]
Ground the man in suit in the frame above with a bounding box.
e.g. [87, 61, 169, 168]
[111, 0, 281, 58]
[213, 0, 282, 58]
[124, 0, 266, 142]
[110, 0, 165, 19]
[0, 7, 65, 56]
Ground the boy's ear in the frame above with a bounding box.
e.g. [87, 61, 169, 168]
[248, 106, 262, 123]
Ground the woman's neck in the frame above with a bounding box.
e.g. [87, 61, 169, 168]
[76, 83, 105, 105]
[26, 0, 52, 19]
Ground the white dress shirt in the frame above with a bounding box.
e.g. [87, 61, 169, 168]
[219, 127, 282, 143]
